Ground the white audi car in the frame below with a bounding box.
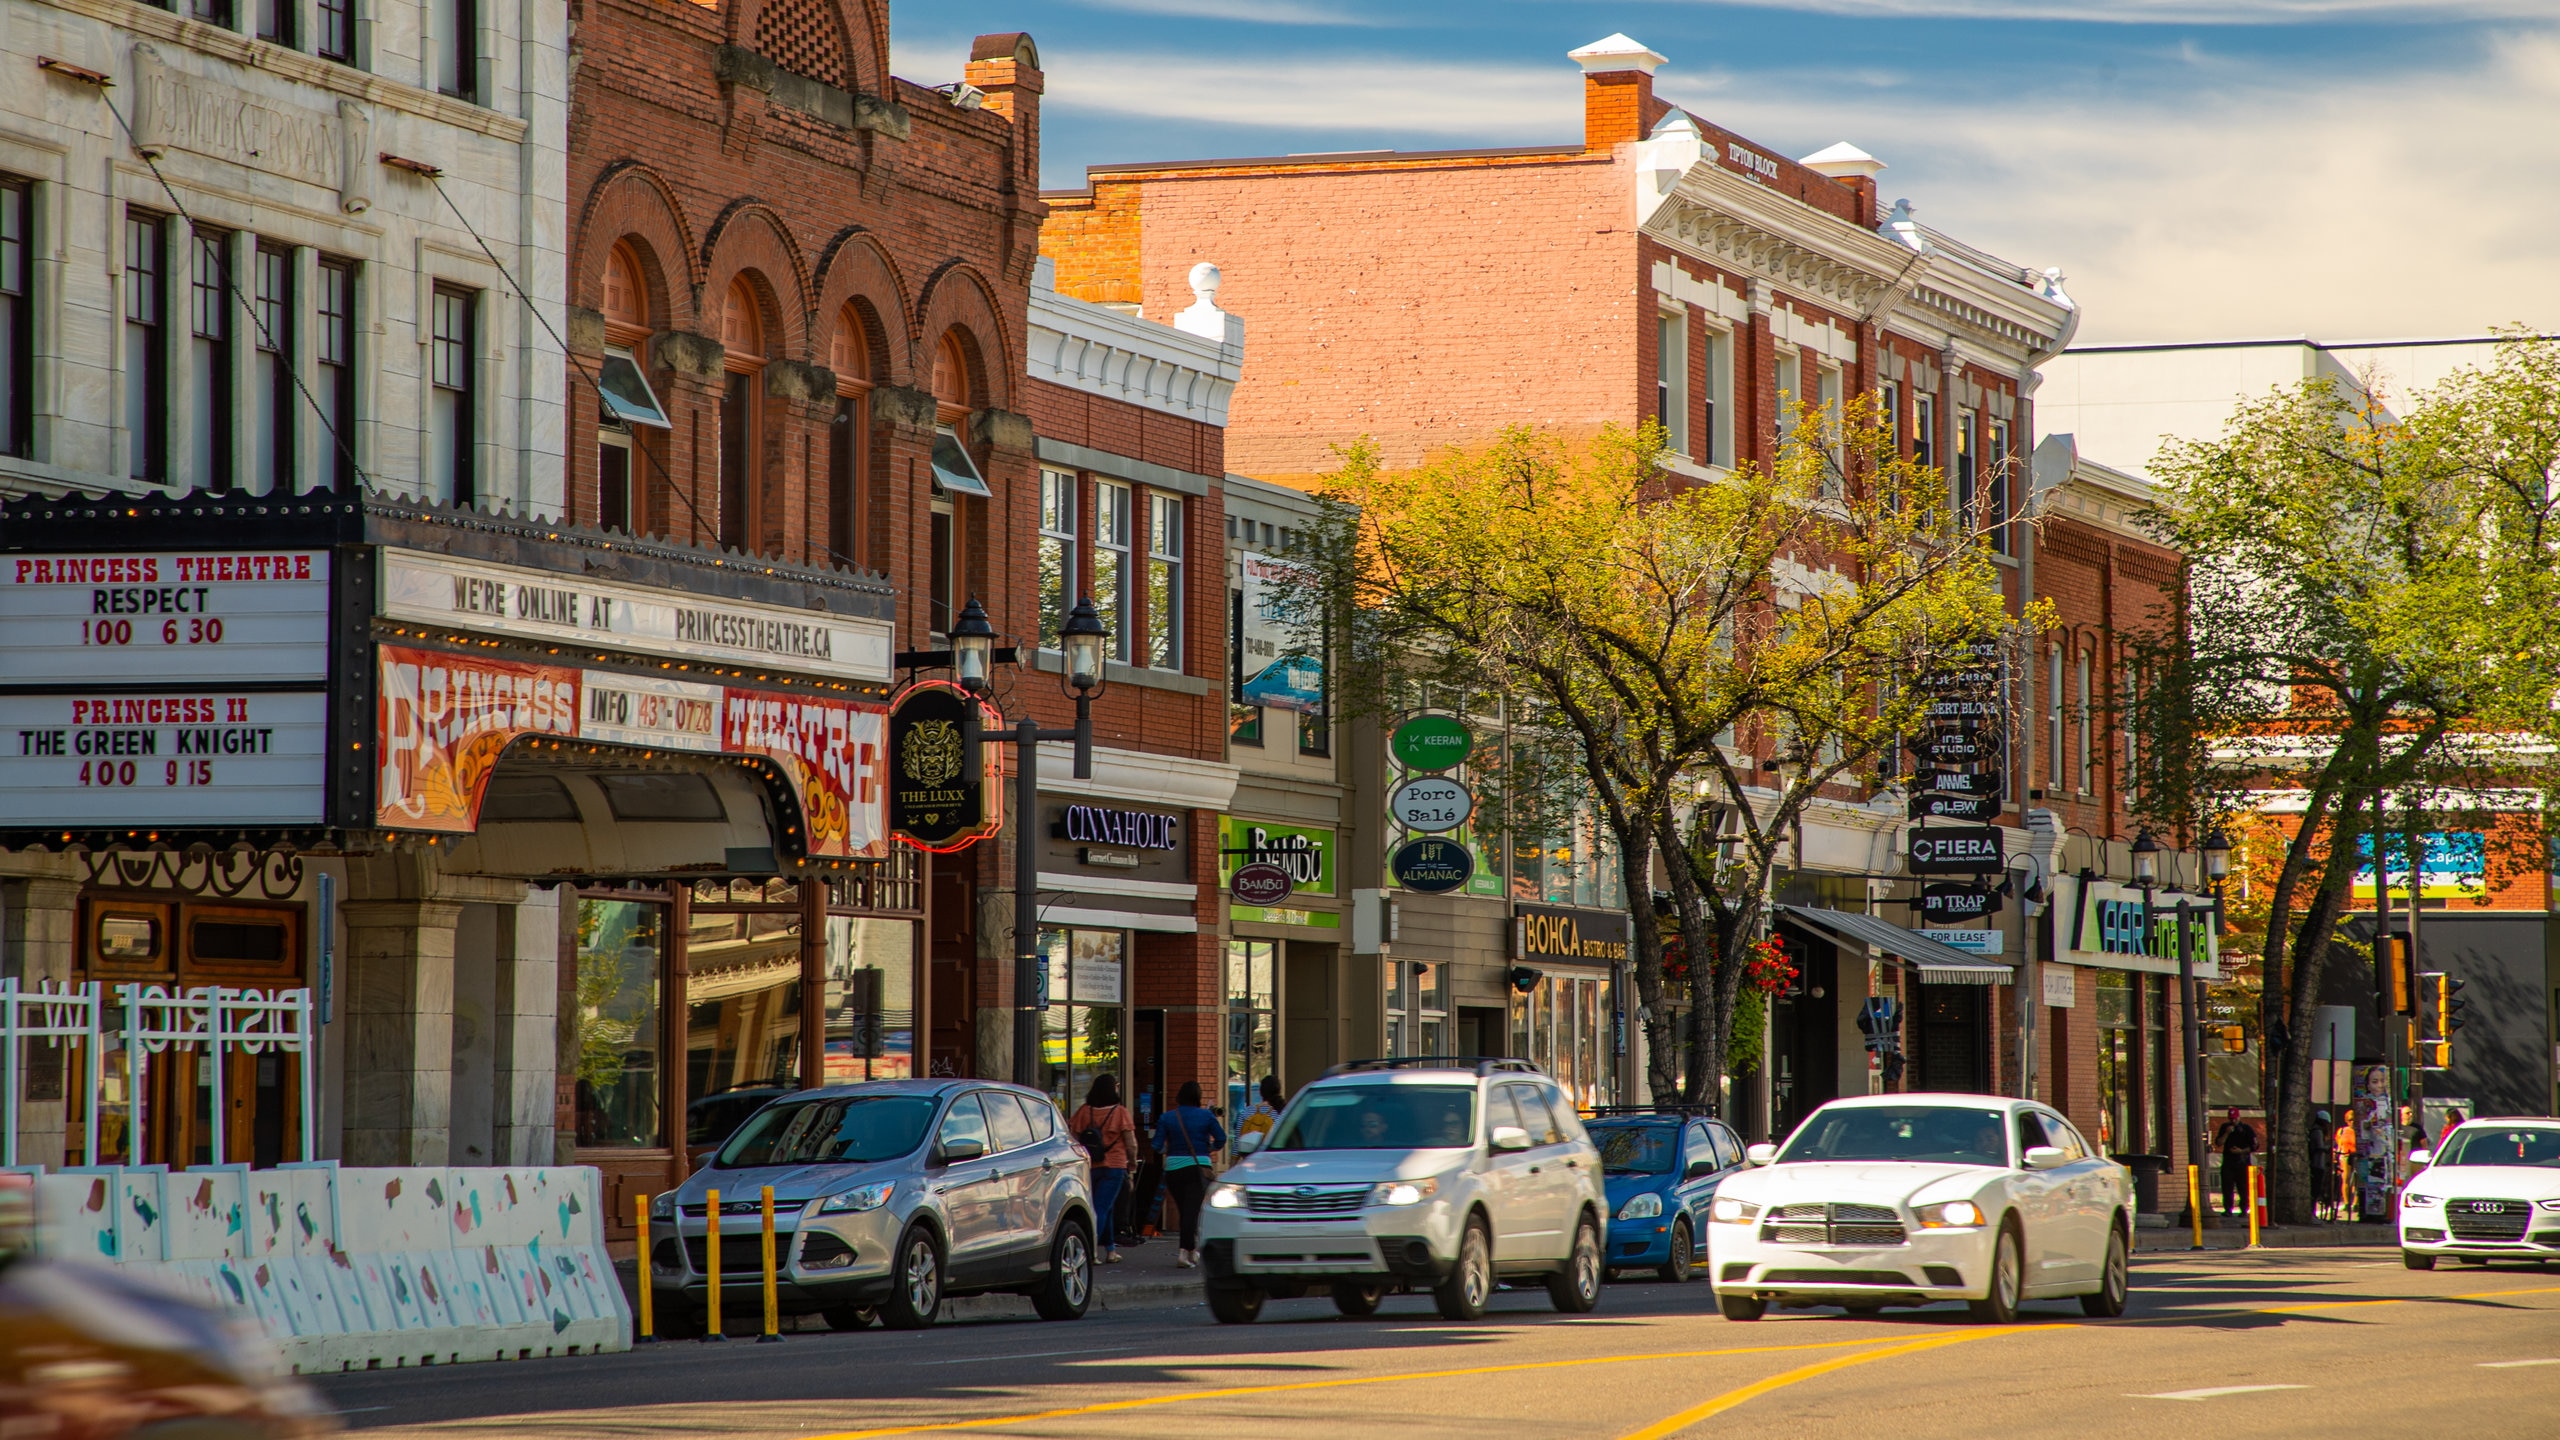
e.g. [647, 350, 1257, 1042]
[2399, 1118, 2560, 1269]
[1708, 1094, 2132, 1324]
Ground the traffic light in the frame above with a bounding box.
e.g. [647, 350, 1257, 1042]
[2417, 1039, 2451, 1071]
[2417, 969, 2446, 1042]
[2220, 1024, 2247, 1054]
[2442, 974, 2469, 1039]
[2384, 934, 2416, 1015]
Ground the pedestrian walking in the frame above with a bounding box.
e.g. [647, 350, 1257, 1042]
[2310, 1110, 2336, 1222]
[2333, 1114, 2360, 1220]
[1070, 1074, 1138, 1264]
[1239, 1076, 1283, 1144]
[1156, 1080, 1226, 1269]
[2437, 1109, 2465, 1147]
[2212, 1107, 2258, 1216]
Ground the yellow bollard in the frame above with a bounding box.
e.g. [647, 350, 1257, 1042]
[759, 1185, 782, 1343]
[704, 1188, 726, 1341]
[635, 1193, 656, 1342]
[2247, 1164, 2263, 1248]
[2187, 1165, 2204, 1251]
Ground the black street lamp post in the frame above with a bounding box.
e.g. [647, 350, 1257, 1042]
[2134, 826, 2211, 1238]
[947, 596, 1108, 1087]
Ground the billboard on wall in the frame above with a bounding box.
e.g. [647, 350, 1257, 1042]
[1235, 553, 1324, 713]
[1, 550, 332, 684]
[2352, 831, 2488, 904]
[373, 645, 889, 858]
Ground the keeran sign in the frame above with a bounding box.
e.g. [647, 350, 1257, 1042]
[1, 550, 331, 685]
[1390, 715, 1472, 772]
[382, 548, 894, 684]
[1909, 825, 2004, 874]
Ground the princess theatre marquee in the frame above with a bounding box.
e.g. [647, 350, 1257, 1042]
[0, 491, 897, 866]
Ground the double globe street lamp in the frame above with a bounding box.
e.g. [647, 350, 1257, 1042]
[2131, 822, 2231, 1234]
[946, 595, 1108, 1085]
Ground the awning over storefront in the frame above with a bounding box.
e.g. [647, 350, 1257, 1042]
[1776, 905, 2015, 986]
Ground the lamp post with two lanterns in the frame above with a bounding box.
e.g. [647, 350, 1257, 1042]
[2132, 823, 2231, 1234]
[943, 595, 1109, 1087]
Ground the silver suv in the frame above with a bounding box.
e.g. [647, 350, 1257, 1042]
[1199, 1059, 1607, 1322]
[648, 1078, 1095, 1332]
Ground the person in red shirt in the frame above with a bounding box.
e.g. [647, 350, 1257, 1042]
[1070, 1074, 1138, 1263]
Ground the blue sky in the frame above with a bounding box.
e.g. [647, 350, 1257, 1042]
[888, 3, 2560, 344]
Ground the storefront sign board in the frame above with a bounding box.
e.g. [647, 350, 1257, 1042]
[1908, 825, 2003, 873]
[0, 550, 331, 684]
[0, 691, 327, 825]
[1235, 553, 1324, 713]
[1229, 863, 1294, 905]
[888, 681, 1002, 852]
[1389, 775, 1473, 833]
[1514, 903, 1632, 964]
[1218, 816, 1334, 897]
[1920, 884, 1999, 923]
[2062, 875, 2221, 979]
[1909, 792, 1996, 822]
[1926, 928, 2003, 956]
[1391, 836, 1474, 894]
[2043, 962, 2077, 1008]
[1389, 715, 1472, 772]
[381, 548, 893, 684]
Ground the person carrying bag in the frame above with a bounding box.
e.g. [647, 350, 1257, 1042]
[1069, 1074, 1138, 1264]
[1155, 1080, 1226, 1269]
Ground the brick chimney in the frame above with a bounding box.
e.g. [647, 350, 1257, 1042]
[965, 33, 1043, 188]
[1569, 33, 1668, 153]
[1800, 141, 1886, 225]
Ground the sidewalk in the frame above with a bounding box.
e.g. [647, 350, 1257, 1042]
[2133, 1220, 2396, 1253]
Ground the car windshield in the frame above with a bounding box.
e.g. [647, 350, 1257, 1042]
[1776, 1105, 2009, 1167]
[714, 1095, 938, 1167]
[2434, 1126, 2560, 1168]
[1269, 1084, 1477, 1150]
[1591, 1126, 1677, 1174]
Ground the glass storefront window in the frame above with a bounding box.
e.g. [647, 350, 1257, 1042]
[1038, 927, 1125, 1112]
[686, 906, 803, 1110]
[1506, 971, 1613, 1111]
[1227, 939, 1276, 1121]
[1384, 962, 1445, 1057]
[575, 899, 663, 1148]
[825, 916, 915, 1082]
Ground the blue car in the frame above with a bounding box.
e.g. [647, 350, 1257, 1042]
[1586, 1109, 1748, 1282]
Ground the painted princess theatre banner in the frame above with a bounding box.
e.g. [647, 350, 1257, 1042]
[375, 645, 890, 858]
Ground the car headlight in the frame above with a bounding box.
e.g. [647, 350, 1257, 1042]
[1711, 1196, 1759, 1224]
[650, 1192, 678, 1220]
[817, 1182, 894, 1214]
[1369, 1178, 1440, 1207]
[1616, 1192, 1664, 1221]
[2538, 1199, 2560, 1212]
[1207, 1183, 1247, 1210]
[1914, 1200, 1984, 1229]
[2402, 1193, 2439, 1207]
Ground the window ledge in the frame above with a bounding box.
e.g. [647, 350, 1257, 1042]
[1033, 647, 1211, 695]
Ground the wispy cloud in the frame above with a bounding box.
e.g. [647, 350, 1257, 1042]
[1696, 0, 2560, 21]
[1068, 0, 1385, 24]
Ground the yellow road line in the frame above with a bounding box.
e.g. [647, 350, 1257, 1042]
[794, 1334, 1907, 1440]
[1615, 1329, 2025, 1440]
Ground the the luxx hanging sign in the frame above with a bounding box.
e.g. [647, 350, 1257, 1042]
[887, 680, 1003, 852]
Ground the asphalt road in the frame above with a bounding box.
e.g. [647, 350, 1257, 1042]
[314, 1249, 2560, 1440]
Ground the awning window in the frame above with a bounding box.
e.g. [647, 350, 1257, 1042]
[932, 426, 993, 497]
[596, 351, 671, 430]
[1776, 904, 2014, 986]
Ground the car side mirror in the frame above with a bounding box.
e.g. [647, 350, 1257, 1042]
[1489, 1125, 1532, 1153]
[1686, 1160, 1717, 1180]
[2408, 1149, 2432, 1168]
[939, 1137, 985, 1164]
[1235, 1131, 1265, 1156]
[2021, 1145, 2067, 1171]
[1744, 1143, 1777, 1167]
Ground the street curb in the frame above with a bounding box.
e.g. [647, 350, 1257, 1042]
[2135, 1223, 2394, 1253]
[611, 1257, 1207, 1331]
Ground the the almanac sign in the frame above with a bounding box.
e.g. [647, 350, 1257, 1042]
[0, 550, 331, 684]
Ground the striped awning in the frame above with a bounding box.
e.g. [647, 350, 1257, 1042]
[1776, 905, 2015, 986]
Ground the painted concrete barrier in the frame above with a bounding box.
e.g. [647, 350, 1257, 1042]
[19, 1162, 629, 1372]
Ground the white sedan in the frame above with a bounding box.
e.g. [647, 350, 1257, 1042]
[1708, 1094, 2132, 1324]
[2398, 1118, 2560, 1269]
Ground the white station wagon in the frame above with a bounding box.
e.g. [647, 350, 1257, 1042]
[1708, 1094, 2133, 1323]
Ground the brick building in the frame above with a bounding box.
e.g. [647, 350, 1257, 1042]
[1041, 33, 2220, 1169]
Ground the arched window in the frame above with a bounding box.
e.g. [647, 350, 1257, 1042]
[594, 241, 668, 535]
[826, 303, 871, 569]
[931, 332, 967, 413]
[602, 244, 646, 332]
[924, 329, 989, 636]
[719, 277, 766, 553]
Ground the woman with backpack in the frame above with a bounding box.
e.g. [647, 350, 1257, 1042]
[1070, 1074, 1138, 1264]
[1155, 1080, 1227, 1269]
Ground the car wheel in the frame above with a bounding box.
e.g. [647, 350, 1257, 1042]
[821, 1305, 876, 1331]
[881, 1225, 943, 1330]
[2403, 1251, 2436, 1271]
[1207, 1284, 1265, 1324]
[1718, 1291, 1766, 1322]
[2081, 1226, 2129, 1319]
[1548, 1213, 1603, 1313]
[1031, 1217, 1094, 1321]
[1434, 1216, 1495, 1321]
[1331, 1281, 1387, 1317]
[1658, 1219, 1695, 1284]
[1967, 1219, 2023, 1325]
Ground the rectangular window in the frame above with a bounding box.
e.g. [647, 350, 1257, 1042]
[1817, 364, 1843, 493]
[435, 0, 479, 101]
[2075, 648, 2094, 794]
[2046, 644, 2064, 789]
[2121, 660, 2139, 804]
[1093, 479, 1130, 662]
[1913, 392, 1936, 473]
[1775, 350, 1801, 444]
[1146, 491, 1182, 669]
[316, 0, 354, 62]
[929, 498, 953, 635]
[1038, 468, 1076, 650]
[572, 898, 664, 1149]
[188, 0, 233, 25]
[598, 433, 631, 532]
[314, 258, 355, 489]
[826, 390, 863, 566]
[1703, 327, 1731, 467]
[255, 0, 292, 45]
[1225, 939, 1277, 1122]
[189, 228, 233, 493]
[1656, 312, 1686, 456]
[252, 244, 292, 493]
[1883, 380, 1903, 455]
[1956, 406, 1977, 524]
[0, 179, 29, 459]
[1297, 689, 1330, 757]
[430, 285, 476, 506]
[1987, 418, 2012, 553]
[719, 370, 753, 550]
[1229, 587, 1262, 746]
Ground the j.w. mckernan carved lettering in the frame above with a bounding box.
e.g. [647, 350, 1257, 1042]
[127, 45, 340, 189]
